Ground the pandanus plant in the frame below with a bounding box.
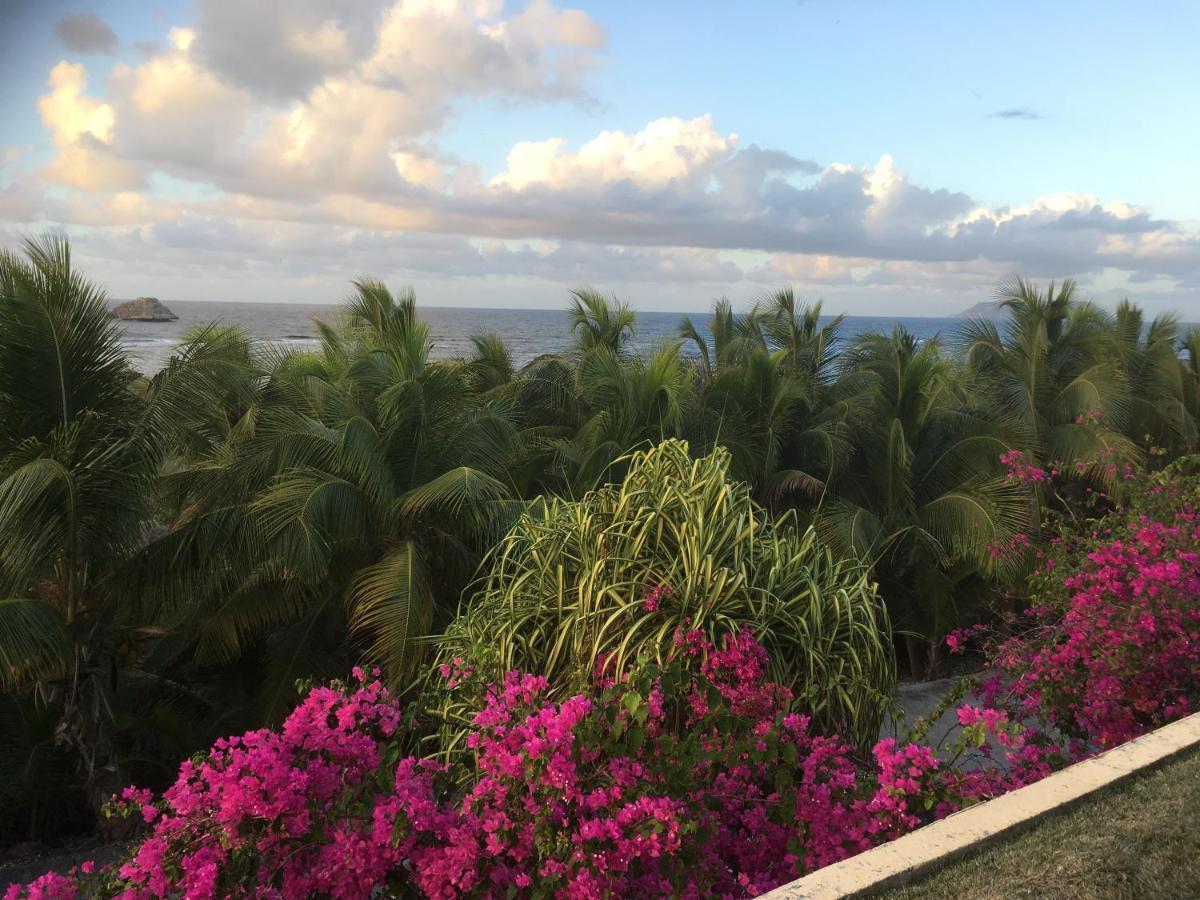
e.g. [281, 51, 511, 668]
[426, 439, 896, 757]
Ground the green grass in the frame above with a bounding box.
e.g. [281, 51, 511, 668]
[879, 748, 1200, 900]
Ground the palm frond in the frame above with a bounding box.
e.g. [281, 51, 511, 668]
[347, 542, 434, 685]
[0, 235, 136, 445]
[0, 598, 71, 687]
[397, 466, 517, 540]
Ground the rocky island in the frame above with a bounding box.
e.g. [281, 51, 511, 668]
[956, 300, 1008, 318]
[111, 297, 178, 321]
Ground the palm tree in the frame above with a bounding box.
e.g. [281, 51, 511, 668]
[1109, 300, 1197, 454]
[958, 277, 1136, 483]
[821, 327, 1030, 677]
[698, 349, 822, 502]
[146, 322, 267, 459]
[1180, 327, 1200, 442]
[680, 297, 770, 376]
[549, 343, 693, 495]
[0, 236, 159, 816]
[462, 332, 516, 395]
[762, 289, 843, 383]
[143, 282, 521, 715]
[684, 291, 849, 509]
[513, 289, 695, 496]
[568, 288, 636, 356]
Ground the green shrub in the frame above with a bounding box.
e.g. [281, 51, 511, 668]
[425, 439, 895, 751]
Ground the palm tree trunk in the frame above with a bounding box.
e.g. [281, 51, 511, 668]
[927, 636, 941, 679]
[902, 634, 940, 680]
[904, 633, 925, 680]
[59, 644, 128, 836]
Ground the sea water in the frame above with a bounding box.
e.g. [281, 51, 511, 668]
[111, 300, 970, 375]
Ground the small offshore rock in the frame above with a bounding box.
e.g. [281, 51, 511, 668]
[111, 297, 178, 321]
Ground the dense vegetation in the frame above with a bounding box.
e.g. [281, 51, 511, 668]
[3, 234, 1200, 856]
[426, 440, 895, 757]
[9, 460, 1200, 898]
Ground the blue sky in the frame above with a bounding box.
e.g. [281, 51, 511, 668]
[445, 0, 1200, 219]
[1, 0, 1198, 313]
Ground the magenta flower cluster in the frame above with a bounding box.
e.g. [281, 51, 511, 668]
[7, 629, 993, 899]
[9, 469, 1200, 899]
[1000, 449, 1047, 484]
[987, 511, 1200, 748]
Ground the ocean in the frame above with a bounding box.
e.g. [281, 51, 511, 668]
[110, 300, 967, 375]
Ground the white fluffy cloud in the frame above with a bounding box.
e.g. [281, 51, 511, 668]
[11, 1, 1200, 312]
[106, 29, 250, 179]
[37, 62, 141, 190]
[491, 116, 734, 191]
[34, 1, 605, 202]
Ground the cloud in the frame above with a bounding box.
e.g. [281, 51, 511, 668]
[105, 29, 250, 179]
[37, 1, 605, 203]
[37, 62, 141, 190]
[54, 13, 119, 54]
[490, 115, 735, 191]
[187, 0, 603, 106]
[131, 40, 166, 59]
[65, 215, 749, 306]
[441, 148, 979, 261]
[190, 0, 389, 101]
[11, 2, 1200, 313]
[0, 184, 42, 223]
[989, 108, 1042, 121]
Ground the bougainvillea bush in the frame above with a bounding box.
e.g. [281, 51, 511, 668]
[3, 620, 1079, 900]
[5, 626, 1004, 900]
[966, 460, 1200, 750]
[9, 462, 1200, 899]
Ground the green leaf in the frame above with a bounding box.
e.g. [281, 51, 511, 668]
[347, 541, 435, 685]
[0, 598, 71, 687]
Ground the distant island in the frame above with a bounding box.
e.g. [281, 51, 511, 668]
[956, 300, 1008, 318]
[111, 297, 178, 321]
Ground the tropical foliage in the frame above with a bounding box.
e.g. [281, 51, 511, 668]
[427, 440, 894, 753]
[958, 277, 1137, 479]
[821, 328, 1027, 676]
[138, 281, 525, 718]
[5, 234, 1200, 853]
[0, 236, 168, 827]
[15, 461, 1200, 898]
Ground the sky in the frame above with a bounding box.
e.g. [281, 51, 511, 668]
[1, 0, 1198, 315]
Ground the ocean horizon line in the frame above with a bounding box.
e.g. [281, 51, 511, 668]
[106, 297, 979, 321]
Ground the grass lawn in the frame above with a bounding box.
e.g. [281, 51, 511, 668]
[879, 748, 1200, 900]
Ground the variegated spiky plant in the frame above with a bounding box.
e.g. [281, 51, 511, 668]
[426, 439, 895, 754]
